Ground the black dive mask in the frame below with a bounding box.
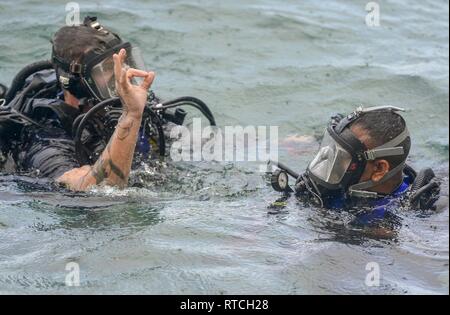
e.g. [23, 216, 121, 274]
[51, 16, 145, 101]
[306, 106, 410, 199]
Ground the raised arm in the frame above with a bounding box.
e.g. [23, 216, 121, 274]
[57, 49, 155, 191]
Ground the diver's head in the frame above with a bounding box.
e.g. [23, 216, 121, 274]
[306, 106, 411, 199]
[350, 109, 411, 194]
[51, 16, 145, 104]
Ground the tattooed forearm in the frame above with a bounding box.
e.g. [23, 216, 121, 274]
[106, 143, 126, 181]
[57, 52, 154, 191]
[83, 114, 136, 186]
[85, 141, 128, 186]
[91, 156, 109, 185]
[117, 115, 134, 140]
[108, 159, 126, 181]
[58, 111, 142, 191]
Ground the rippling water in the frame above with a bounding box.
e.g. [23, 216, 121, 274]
[0, 0, 448, 294]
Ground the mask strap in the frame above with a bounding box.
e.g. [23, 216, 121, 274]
[348, 163, 406, 198]
[349, 127, 409, 198]
[376, 127, 410, 149]
[81, 77, 102, 101]
[363, 127, 410, 160]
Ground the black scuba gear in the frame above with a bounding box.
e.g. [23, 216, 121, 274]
[73, 94, 217, 165]
[3, 60, 54, 105]
[15, 120, 80, 179]
[269, 160, 299, 193]
[409, 168, 441, 210]
[72, 96, 166, 165]
[1, 60, 217, 174]
[152, 96, 217, 127]
[0, 83, 7, 101]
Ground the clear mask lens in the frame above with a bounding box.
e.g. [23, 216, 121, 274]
[90, 46, 146, 100]
[308, 131, 352, 185]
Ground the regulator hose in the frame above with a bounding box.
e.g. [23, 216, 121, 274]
[269, 160, 300, 179]
[74, 96, 216, 165]
[4, 60, 54, 104]
[73, 97, 166, 165]
[154, 96, 216, 126]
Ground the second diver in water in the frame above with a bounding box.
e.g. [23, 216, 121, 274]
[269, 106, 441, 228]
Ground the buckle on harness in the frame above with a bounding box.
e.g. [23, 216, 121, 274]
[69, 62, 83, 74]
[59, 76, 70, 88]
[364, 150, 376, 160]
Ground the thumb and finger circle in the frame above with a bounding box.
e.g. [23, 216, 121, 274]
[113, 49, 155, 92]
[141, 72, 155, 90]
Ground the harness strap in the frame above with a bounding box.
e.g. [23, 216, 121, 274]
[363, 127, 410, 161]
[348, 163, 406, 198]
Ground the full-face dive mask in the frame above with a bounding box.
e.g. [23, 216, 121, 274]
[51, 16, 146, 101]
[306, 106, 410, 199]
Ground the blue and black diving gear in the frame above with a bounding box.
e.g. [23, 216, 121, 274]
[269, 106, 441, 212]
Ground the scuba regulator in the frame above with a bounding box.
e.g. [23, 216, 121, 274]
[268, 160, 327, 207]
[72, 93, 216, 165]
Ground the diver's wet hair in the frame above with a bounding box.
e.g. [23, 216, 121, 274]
[350, 110, 411, 168]
[51, 19, 123, 99]
[52, 24, 119, 65]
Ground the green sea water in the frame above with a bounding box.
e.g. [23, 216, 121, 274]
[0, 0, 448, 294]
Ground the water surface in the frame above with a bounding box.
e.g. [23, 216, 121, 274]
[0, 0, 448, 294]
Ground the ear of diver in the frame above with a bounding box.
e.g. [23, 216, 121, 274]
[371, 159, 391, 182]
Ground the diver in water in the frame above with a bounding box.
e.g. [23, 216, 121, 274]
[0, 17, 215, 191]
[270, 106, 441, 228]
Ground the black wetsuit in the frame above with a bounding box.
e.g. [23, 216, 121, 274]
[8, 100, 81, 179]
[1, 68, 204, 182]
[2, 96, 172, 180]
